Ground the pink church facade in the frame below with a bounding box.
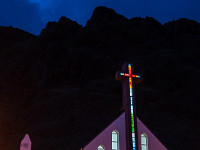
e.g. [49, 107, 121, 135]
[83, 112, 167, 150]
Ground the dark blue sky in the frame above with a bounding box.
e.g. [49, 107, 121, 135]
[0, 0, 199, 35]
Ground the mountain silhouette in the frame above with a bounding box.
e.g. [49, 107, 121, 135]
[0, 6, 199, 150]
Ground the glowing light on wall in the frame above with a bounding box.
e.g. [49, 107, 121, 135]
[120, 64, 141, 150]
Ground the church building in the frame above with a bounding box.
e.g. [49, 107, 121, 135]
[19, 63, 168, 150]
[82, 63, 167, 150]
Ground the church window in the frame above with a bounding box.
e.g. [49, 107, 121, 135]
[112, 130, 119, 150]
[98, 145, 105, 150]
[141, 133, 148, 150]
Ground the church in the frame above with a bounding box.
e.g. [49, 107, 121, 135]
[20, 63, 168, 150]
[81, 63, 167, 150]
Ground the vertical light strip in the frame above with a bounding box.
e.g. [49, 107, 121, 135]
[128, 64, 136, 150]
[120, 64, 140, 150]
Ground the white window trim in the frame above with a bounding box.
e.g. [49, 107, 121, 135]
[98, 145, 105, 150]
[112, 130, 119, 150]
[141, 133, 148, 150]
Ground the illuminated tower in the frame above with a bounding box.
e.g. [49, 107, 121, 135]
[116, 63, 142, 150]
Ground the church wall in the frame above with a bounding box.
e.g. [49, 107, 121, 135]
[83, 113, 167, 150]
[83, 112, 127, 150]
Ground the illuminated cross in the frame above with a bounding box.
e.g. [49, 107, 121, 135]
[116, 63, 142, 150]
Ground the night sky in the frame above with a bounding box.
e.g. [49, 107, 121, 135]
[0, 0, 200, 35]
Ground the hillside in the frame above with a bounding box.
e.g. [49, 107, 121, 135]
[0, 6, 200, 150]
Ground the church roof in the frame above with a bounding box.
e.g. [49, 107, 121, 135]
[81, 111, 169, 150]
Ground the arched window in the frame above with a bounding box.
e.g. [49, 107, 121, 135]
[141, 133, 148, 150]
[112, 130, 119, 150]
[98, 145, 105, 150]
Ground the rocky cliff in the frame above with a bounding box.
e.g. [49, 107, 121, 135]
[0, 6, 199, 150]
